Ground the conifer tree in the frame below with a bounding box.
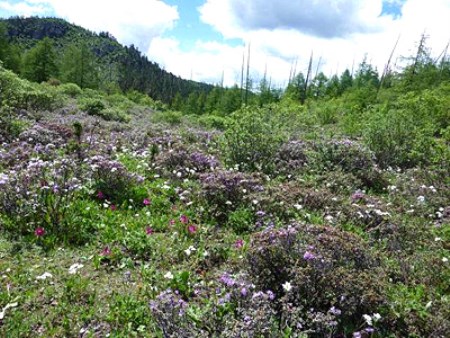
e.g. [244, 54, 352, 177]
[22, 37, 58, 83]
[60, 41, 99, 89]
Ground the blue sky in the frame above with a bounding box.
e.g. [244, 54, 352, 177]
[1, 0, 449, 86]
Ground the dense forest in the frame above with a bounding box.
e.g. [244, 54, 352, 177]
[0, 17, 213, 103]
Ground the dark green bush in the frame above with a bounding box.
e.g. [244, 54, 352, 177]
[79, 97, 106, 115]
[223, 106, 289, 174]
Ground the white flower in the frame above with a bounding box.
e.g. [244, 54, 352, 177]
[363, 314, 373, 326]
[36, 272, 53, 280]
[68, 263, 84, 275]
[184, 246, 196, 256]
[442, 257, 448, 263]
[373, 313, 381, 321]
[203, 251, 209, 257]
[417, 195, 425, 204]
[324, 215, 334, 222]
[282, 281, 292, 292]
[164, 271, 174, 280]
[294, 204, 303, 210]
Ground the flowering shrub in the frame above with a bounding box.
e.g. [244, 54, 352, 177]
[246, 223, 388, 334]
[88, 155, 145, 204]
[0, 158, 94, 244]
[310, 139, 387, 191]
[273, 139, 309, 177]
[154, 145, 218, 180]
[198, 170, 263, 223]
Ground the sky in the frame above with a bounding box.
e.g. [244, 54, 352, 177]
[0, 0, 449, 87]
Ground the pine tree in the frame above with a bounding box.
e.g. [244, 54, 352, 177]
[0, 23, 21, 73]
[22, 37, 58, 83]
[60, 42, 99, 89]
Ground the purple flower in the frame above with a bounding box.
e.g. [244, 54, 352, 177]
[329, 306, 342, 316]
[240, 287, 248, 297]
[143, 198, 151, 206]
[97, 191, 105, 199]
[146, 226, 154, 235]
[266, 290, 275, 300]
[179, 214, 189, 224]
[219, 274, 235, 287]
[303, 251, 316, 260]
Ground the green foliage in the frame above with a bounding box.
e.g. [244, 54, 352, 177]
[362, 106, 435, 168]
[58, 82, 82, 97]
[79, 97, 106, 115]
[196, 114, 228, 130]
[223, 106, 289, 173]
[21, 37, 58, 83]
[60, 41, 99, 89]
[151, 110, 183, 125]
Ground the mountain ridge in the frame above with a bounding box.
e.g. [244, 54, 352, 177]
[0, 16, 213, 103]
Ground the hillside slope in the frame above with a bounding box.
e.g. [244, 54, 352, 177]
[0, 16, 213, 103]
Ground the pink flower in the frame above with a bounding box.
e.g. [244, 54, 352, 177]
[101, 246, 111, 256]
[110, 204, 117, 211]
[97, 191, 105, 199]
[180, 214, 189, 224]
[146, 226, 154, 235]
[143, 198, 151, 206]
[169, 219, 176, 226]
[35, 227, 45, 237]
[187, 224, 197, 234]
[235, 239, 244, 249]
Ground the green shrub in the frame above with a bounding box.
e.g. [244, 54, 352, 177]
[59, 83, 82, 97]
[223, 106, 289, 173]
[197, 115, 229, 130]
[363, 107, 435, 168]
[151, 110, 183, 125]
[79, 97, 106, 115]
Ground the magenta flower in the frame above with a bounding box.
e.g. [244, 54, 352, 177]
[235, 239, 244, 249]
[187, 224, 197, 234]
[303, 251, 316, 260]
[180, 214, 189, 224]
[101, 246, 111, 256]
[110, 204, 117, 211]
[34, 227, 45, 237]
[97, 191, 105, 199]
[146, 226, 154, 235]
[169, 219, 176, 226]
[143, 198, 151, 206]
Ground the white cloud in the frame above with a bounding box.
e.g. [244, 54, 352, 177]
[199, 0, 385, 39]
[187, 0, 450, 86]
[148, 37, 247, 86]
[0, 0, 49, 16]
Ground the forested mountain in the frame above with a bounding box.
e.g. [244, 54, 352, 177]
[0, 16, 213, 103]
